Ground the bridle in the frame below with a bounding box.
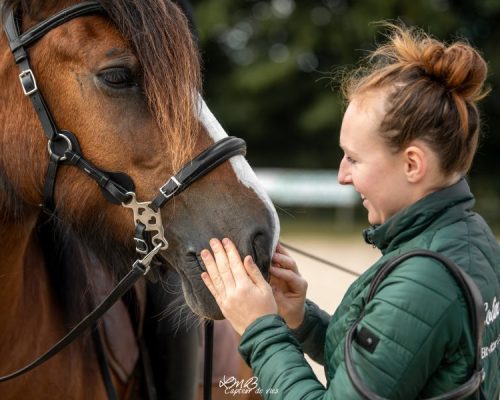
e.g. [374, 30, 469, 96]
[1, 1, 242, 397]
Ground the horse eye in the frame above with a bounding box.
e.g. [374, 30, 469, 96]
[98, 68, 136, 89]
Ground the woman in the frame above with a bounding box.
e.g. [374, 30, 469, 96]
[200, 24, 500, 399]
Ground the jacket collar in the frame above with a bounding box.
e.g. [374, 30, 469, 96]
[362, 178, 475, 254]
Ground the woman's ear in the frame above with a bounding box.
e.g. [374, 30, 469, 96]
[403, 144, 427, 183]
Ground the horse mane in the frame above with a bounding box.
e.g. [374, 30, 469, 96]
[37, 215, 97, 327]
[37, 213, 134, 324]
[1, 0, 202, 171]
[101, 0, 202, 170]
[0, 169, 30, 224]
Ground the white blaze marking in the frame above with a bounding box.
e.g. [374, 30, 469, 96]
[198, 97, 280, 250]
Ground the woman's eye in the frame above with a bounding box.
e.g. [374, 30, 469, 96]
[98, 68, 136, 89]
[346, 156, 357, 164]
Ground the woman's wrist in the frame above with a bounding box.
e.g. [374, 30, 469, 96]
[284, 306, 306, 329]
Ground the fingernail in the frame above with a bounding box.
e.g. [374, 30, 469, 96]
[209, 238, 218, 246]
[222, 238, 230, 246]
[248, 255, 255, 264]
[201, 249, 210, 259]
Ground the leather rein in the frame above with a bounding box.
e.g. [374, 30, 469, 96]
[2, 2, 238, 398]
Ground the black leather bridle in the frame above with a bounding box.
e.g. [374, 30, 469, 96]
[2, 2, 241, 398]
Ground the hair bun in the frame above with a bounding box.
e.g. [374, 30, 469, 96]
[342, 23, 489, 175]
[420, 40, 487, 101]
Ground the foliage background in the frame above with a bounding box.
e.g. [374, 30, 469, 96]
[190, 0, 500, 227]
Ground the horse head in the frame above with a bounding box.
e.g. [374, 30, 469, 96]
[0, 0, 279, 320]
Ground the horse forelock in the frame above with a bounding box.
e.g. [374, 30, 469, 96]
[101, 0, 201, 171]
[1, 0, 202, 172]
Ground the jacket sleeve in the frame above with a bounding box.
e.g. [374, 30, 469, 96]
[238, 258, 467, 400]
[290, 299, 331, 365]
[239, 314, 334, 400]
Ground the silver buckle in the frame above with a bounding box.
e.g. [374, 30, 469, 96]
[133, 243, 163, 276]
[159, 176, 181, 199]
[19, 69, 38, 96]
[134, 237, 149, 255]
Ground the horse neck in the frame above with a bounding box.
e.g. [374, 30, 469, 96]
[0, 215, 64, 350]
[0, 215, 34, 300]
[0, 217, 110, 398]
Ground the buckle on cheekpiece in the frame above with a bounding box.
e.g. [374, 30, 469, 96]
[19, 69, 38, 96]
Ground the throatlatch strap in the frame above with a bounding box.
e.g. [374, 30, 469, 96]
[42, 159, 60, 213]
[65, 150, 133, 204]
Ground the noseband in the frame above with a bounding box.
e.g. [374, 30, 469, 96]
[1, 0, 245, 387]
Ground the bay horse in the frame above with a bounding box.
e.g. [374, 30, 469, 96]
[0, 0, 279, 399]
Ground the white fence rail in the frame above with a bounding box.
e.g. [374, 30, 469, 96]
[254, 168, 358, 208]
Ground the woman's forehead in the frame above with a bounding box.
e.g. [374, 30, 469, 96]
[340, 94, 387, 147]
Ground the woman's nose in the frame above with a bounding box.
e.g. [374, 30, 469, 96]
[338, 156, 352, 185]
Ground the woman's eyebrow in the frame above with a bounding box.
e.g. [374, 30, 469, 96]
[339, 142, 358, 156]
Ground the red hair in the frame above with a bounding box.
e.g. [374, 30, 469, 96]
[342, 23, 489, 174]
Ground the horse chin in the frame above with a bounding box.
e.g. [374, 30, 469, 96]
[183, 288, 225, 320]
[170, 256, 225, 320]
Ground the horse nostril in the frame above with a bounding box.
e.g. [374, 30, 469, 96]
[251, 232, 272, 281]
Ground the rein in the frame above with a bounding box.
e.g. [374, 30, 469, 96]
[280, 242, 360, 277]
[2, 2, 237, 399]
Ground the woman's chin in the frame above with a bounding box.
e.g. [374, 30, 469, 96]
[367, 211, 381, 226]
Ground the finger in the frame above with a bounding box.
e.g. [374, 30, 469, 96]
[222, 238, 250, 282]
[276, 242, 291, 256]
[200, 249, 226, 297]
[270, 266, 305, 291]
[272, 253, 299, 274]
[270, 265, 296, 280]
[209, 238, 235, 288]
[243, 255, 268, 288]
[201, 272, 220, 303]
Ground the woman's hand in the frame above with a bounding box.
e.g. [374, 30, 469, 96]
[200, 238, 277, 336]
[270, 243, 308, 329]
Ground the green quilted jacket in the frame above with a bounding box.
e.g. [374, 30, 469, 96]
[239, 178, 500, 399]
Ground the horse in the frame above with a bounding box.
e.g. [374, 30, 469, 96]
[0, 0, 279, 399]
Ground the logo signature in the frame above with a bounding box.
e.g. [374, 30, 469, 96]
[219, 375, 279, 396]
[484, 297, 499, 326]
